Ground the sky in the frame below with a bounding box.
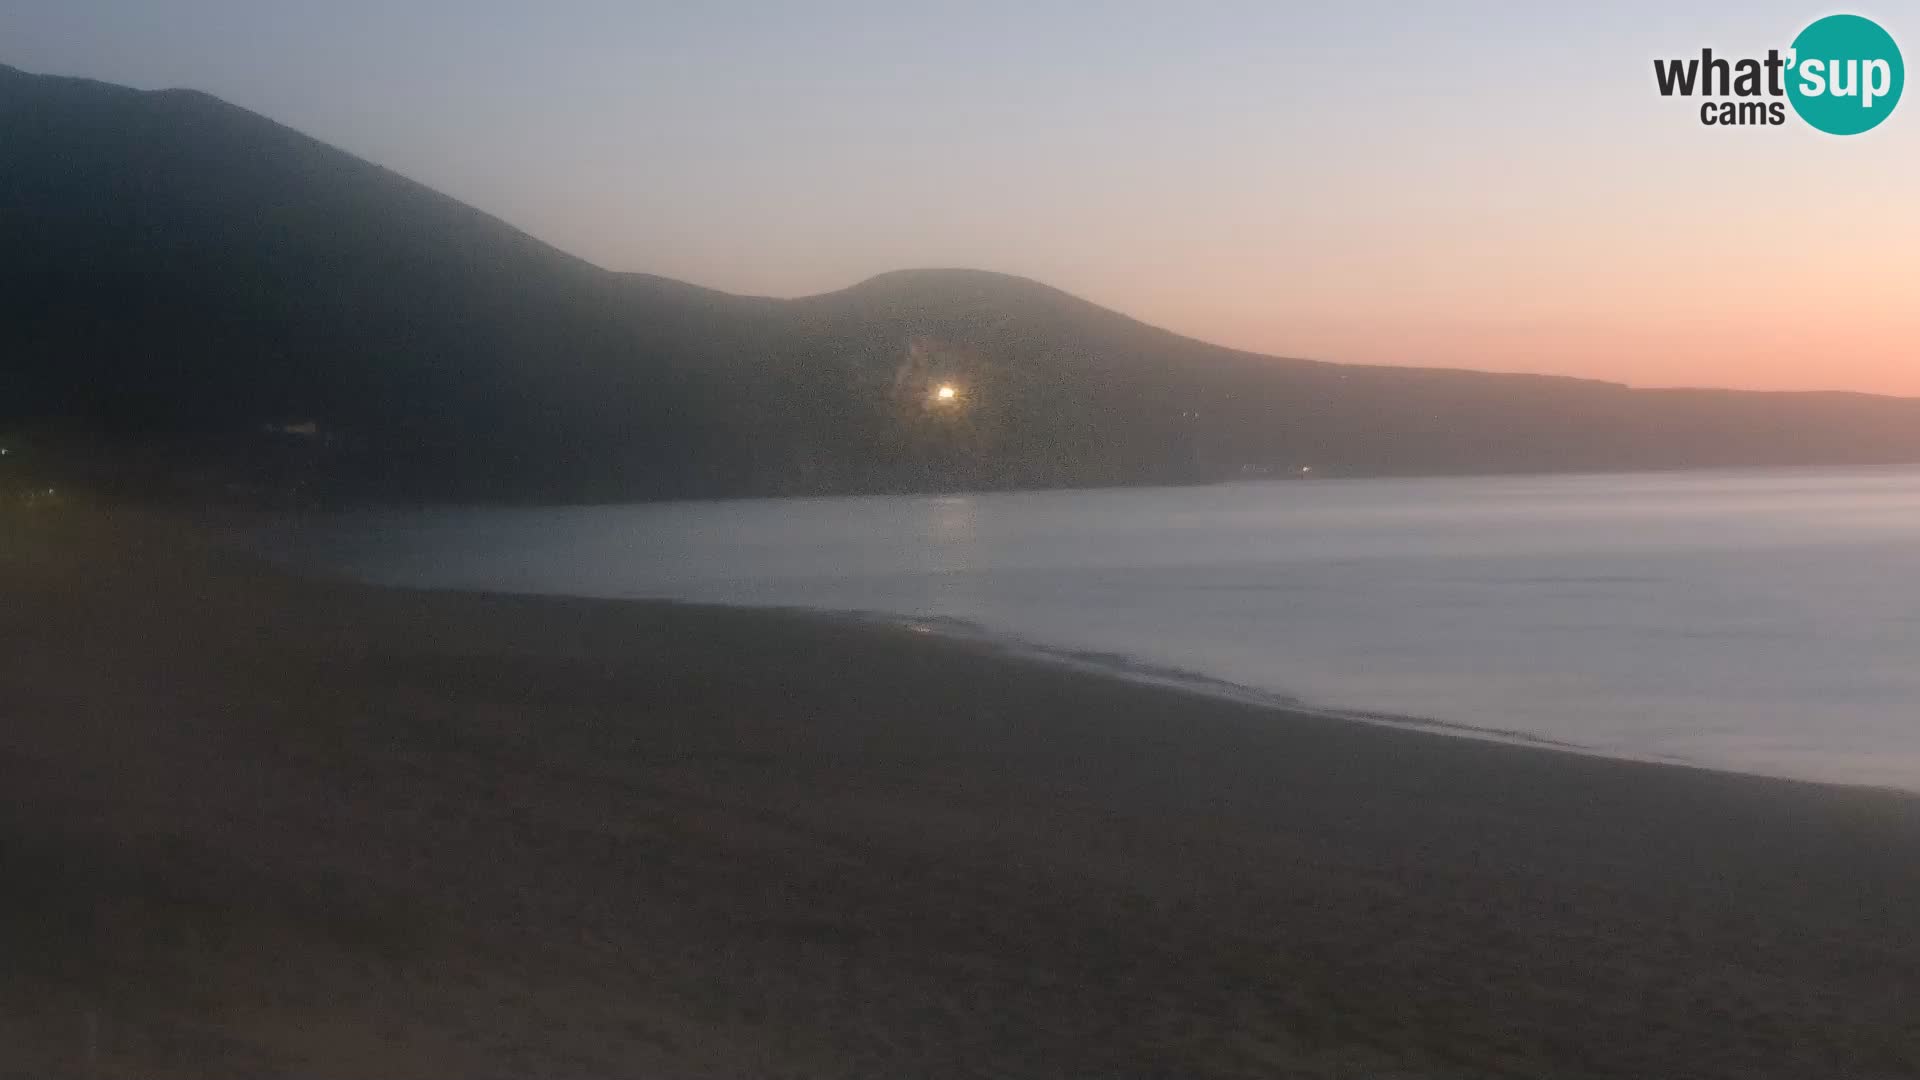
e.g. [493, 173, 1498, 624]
[4, 1, 1917, 394]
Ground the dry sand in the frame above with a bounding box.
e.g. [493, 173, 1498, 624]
[4, 506, 1919, 1078]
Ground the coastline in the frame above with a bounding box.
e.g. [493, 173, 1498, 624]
[247, 466, 1920, 795]
[797, 610, 1662, 756]
[252, 584, 1823, 791]
[6, 506, 1920, 1078]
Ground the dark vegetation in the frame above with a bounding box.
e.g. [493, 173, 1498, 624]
[7, 62, 1920, 503]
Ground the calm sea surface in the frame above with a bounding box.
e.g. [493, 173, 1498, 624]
[276, 467, 1920, 790]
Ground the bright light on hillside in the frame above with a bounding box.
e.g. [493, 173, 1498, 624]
[936, 384, 957, 401]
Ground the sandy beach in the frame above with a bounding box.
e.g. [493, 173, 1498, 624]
[4, 506, 1919, 1079]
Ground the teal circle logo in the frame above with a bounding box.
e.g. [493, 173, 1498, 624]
[1787, 14, 1904, 134]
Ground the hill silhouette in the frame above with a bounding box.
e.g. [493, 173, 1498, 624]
[7, 62, 1920, 501]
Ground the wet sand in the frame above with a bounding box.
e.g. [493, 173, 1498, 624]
[4, 506, 1919, 1078]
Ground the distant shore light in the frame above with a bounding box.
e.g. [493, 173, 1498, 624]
[935, 384, 958, 402]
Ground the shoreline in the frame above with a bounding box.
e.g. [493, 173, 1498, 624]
[843, 609, 1920, 796]
[7, 506, 1920, 1078]
[784, 609, 1679, 759]
[278, 578, 1888, 798]
[239, 467, 1920, 798]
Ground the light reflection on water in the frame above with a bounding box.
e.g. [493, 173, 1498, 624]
[277, 466, 1920, 791]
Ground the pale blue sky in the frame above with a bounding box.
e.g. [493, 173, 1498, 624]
[4, 2, 1915, 392]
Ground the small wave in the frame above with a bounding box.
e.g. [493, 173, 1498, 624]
[836, 610, 1607, 757]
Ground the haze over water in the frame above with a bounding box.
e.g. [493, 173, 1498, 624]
[285, 467, 1920, 791]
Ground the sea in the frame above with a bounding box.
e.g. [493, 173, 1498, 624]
[271, 466, 1920, 791]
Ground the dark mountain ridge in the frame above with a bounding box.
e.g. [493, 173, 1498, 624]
[6, 63, 1919, 502]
